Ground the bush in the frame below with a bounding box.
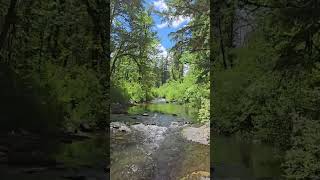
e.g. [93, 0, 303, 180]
[123, 81, 145, 103]
[38, 62, 104, 129]
[283, 115, 320, 179]
[154, 72, 209, 107]
[198, 97, 210, 123]
[110, 83, 129, 104]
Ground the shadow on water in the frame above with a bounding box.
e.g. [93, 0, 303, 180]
[212, 135, 283, 180]
[0, 133, 107, 180]
[53, 134, 106, 168]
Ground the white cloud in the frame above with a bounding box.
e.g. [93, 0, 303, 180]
[171, 15, 191, 28]
[156, 22, 168, 29]
[154, 0, 168, 12]
[156, 15, 191, 29]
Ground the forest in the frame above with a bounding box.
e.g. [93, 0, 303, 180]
[109, 0, 210, 179]
[0, 0, 110, 132]
[110, 0, 210, 123]
[0, 0, 109, 179]
[1, 0, 320, 179]
[211, 0, 320, 178]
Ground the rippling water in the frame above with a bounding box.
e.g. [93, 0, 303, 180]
[111, 103, 210, 180]
[111, 102, 282, 179]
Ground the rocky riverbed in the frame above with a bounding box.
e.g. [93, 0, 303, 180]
[111, 111, 210, 180]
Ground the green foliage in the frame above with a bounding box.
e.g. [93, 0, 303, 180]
[123, 81, 145, 103]
[283, 115, 320, 179]
[155, 71, 208, 105]
[212, 1, 320, 178]
[110, 1, 159, 104]
[154, 68, 209, 123]
[155, 80, 186, 103]
[213, 34, 273, 134]
[110, 83, 129, 104]
[1, 0, 110, 130]
[36, 62, 104, 129]
[198, 98, 210, 123]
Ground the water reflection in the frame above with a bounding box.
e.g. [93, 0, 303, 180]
[213, 136, 282, 179]
[53, 134, 106, 168]
[128, 103, 199, 121]
[1, 133, 107, 180]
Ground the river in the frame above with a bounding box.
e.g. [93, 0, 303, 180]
[0, 132, 107, 180]
[0, 101, 281, 180]
[111, 101, 282, 180]
[111, 102, 210, 180]
[213, 135, 282, 179]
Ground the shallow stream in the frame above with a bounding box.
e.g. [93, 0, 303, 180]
[111, 101, 282, 180]
[111, 102, 210, 180]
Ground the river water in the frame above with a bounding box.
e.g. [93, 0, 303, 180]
[0, 133, 107, 180]
[1, 101, 281, 179]
[111, 102, 210, 180]
[111, 101, 282, 180]
[213, 135, 282, 179]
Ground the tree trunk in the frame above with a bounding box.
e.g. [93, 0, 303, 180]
[0, 0, 18, 52]
[218, 18, 227, 69]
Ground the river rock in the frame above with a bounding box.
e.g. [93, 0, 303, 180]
[169, 121, 179, 128]
[110, 122, 123, 128]
[130, 164, 138, 172]
[142, 113, 149, 116]
[111, 122, 131, 133]
[119, 125, 131, 133]
[182, 122, 210, 145]
[151, 98, 167, 104]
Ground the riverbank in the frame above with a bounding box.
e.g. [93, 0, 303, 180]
[182, 122, 210, 145]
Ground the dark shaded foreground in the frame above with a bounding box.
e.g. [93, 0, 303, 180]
[0, 130, 108, 180]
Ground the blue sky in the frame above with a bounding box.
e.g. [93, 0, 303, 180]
[144, 0, 191, 56]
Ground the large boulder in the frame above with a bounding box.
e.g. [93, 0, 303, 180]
[182, 122, 210, 145]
